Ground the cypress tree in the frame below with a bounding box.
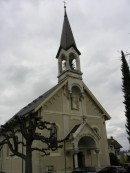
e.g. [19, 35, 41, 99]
[121, 50, 130, 142]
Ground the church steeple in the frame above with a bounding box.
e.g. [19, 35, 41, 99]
[56, 7, 82, 83]
[56, 7, 81, 58]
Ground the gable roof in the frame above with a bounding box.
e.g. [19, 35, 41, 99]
[108, 137, 122, 149]
[13, 84, 60, 118]
[6, 76, 110, 125]
[8, 79, 68, 121]
[65, 122, 101, 141]
[4, 80, 68, 125]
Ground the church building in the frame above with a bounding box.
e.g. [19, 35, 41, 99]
[0, 7, 111, 173]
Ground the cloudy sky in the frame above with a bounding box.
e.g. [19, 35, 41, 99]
[0, 0, 130, 150]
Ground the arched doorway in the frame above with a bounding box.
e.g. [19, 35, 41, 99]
[77, 136, 96, 168]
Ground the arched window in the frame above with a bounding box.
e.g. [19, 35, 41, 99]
[71, 86, 81, 110]
[70, 58, 76, 70]
[69, 53, 77, 70]
[61, 55, 67, 72]
[62, 60, 66, 71]
[78, 136, 96, 149]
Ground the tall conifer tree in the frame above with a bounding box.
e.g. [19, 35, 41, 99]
[121, 50, 130, 142]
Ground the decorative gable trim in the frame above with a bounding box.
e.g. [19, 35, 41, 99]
[83, 82, 111, 120]
[66, 122, 101, 141]
[34, 80, 68, 113]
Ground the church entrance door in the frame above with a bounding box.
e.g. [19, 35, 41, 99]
[78, 136, 96, 167]
[77, 152, 85, 168]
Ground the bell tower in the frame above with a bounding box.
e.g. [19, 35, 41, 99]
[56, 6, 83, 83]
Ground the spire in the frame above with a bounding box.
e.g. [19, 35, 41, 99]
[56, 7, 81, 58]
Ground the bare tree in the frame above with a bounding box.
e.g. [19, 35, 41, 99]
[0, 113, 63, 173]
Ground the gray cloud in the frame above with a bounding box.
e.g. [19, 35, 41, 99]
[0, 0, 130, 150]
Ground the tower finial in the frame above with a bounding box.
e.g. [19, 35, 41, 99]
[63, 1, 67, 17]
[63, 1, 67, 9]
